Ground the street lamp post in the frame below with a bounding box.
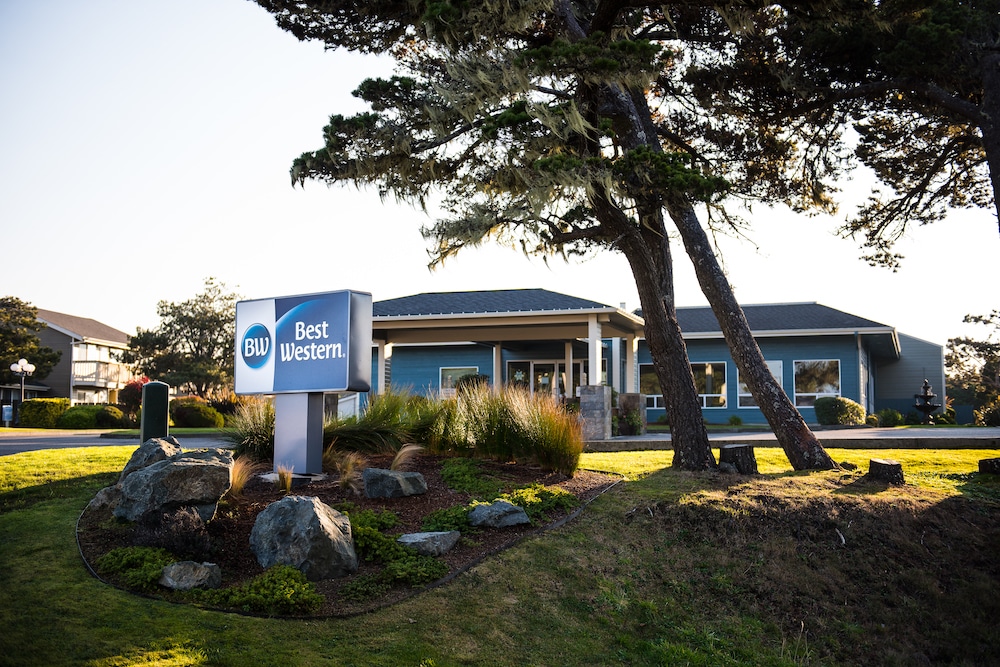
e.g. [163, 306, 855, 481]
[9, 358, 35, 426]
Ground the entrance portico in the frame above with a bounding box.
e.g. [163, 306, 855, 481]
[371, 290, 645, 396]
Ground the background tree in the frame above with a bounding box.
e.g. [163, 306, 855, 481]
[0, 297, 61, 385]
[121, 278, 240, 399]
[256, 0, 838, 470]
[947, 311, 1000, 410]
[677, 0, 999, 267]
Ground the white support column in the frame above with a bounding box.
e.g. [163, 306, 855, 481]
[493, 343, 503, 390]
[588, 315, 602, 385]
[611, 338, 622, 392]
[626, 334, 638, 393]
[564, 341, 574, 398]
[375, 340, 390, 394]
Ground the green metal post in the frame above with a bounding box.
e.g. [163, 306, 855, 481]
[140, 381, 170, 443]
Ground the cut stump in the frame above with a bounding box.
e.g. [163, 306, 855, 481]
[979, 458, 1000, 475]
[867, 458, 904, 485]
[719, 444, 759, 475]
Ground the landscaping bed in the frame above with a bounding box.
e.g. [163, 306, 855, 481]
[76, 453, 619, 617]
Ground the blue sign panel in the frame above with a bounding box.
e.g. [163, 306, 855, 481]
[235, 290, 372, 394]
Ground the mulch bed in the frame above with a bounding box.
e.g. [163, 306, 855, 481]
[77, 454, 619, 617]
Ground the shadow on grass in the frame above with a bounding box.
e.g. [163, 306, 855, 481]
[0, 471, 117, 514]
[951, 472, 1000, 503]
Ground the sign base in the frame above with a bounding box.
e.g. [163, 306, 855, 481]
[274, 393, 325, 475]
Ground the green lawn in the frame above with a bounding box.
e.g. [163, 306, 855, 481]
[1, 445, 998, 666]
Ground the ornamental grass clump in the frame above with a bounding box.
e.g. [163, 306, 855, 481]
[322, 447, 365, 494]
[227, 396, 275, 461]
[324, 387, 424, 454]
[226, 456, 263, 500]
[459, 383, 526, 462]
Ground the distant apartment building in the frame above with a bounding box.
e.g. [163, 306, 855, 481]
[35, 309, 136, 404]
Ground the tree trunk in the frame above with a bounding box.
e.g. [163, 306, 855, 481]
[979, 50, 1000, 234]
[618, 223, 716, 470]
[667, 201, 838, 471]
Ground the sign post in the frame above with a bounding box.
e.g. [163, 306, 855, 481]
[235, 290, 372, 475]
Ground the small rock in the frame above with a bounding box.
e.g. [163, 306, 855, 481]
[718, 461, 738, 475]
[468, 500, 530, 528]
[397, 531, 462, 556]
[159, 561, 222, 591]
[362, 468, 428, 498]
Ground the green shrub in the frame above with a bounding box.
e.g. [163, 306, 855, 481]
[975, 399, 1000, 427]
[349, 512, 449, 591]
[499, 484, 579, 524]
[338, 573, 391, 602]
[866, 414, 879, 426]
[170, 399, 224, 428]
[95, 546, 176, 593]
[192, 565, 324, 615]
[813, 396, 866, 426]
[53, 404, 124, 429]
[56, 405, 103, 429]
[348, 508, 399, 532]
[440, 457, 505, 497]
[727, 415, 743, 427]
[18, 398, 70, 428]
[227, 396, 275, 461]
[97, 405, 125, 427]
[876, 408, 904, 427]
[421, 505, 473, 533]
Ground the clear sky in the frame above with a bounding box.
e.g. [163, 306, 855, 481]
[1, 0, 996, 351]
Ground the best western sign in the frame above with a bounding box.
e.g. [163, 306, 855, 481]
[234, 290, 372, 395]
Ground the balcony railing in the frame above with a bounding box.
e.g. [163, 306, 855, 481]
[72, 361, 132, 388]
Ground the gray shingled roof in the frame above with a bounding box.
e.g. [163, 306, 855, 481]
[36, 309, 130, 345]
[375, 289, 614, 317]
[673, 302, 892, 334]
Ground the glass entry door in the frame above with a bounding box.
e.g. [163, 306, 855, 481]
[507, 360, 584, 397]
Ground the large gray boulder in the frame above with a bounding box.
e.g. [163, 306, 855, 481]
[114, 448, 233, 523]
[362, 467, 428, 498]
[468, 500, 531, 528]
[119, 437, 183, 483]
[249, 495, 358, 581]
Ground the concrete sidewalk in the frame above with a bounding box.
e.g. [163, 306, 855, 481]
[0, 430, 230, 457]
[586, 426, 1000, 452]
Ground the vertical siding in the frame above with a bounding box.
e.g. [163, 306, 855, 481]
[36, 328, 73, 399]
[874, 333, 945, 416]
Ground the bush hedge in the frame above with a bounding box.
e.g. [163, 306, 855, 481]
[169, 398, 224, 428]
[18, 398, 70, 428]
[813, 396, 866, 426]
[876, 408, 904, 427]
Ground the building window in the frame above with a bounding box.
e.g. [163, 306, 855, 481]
[639, 362, 727, 408]
[639, 364, 662, 408]
[440, 367, 478, 397]
[794, 359, 841, 406]
[693, 362, 727, 408]
[737, 360, 783, 408]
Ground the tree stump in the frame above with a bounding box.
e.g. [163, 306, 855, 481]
[719, 444, 759, 475]
[867, 458, 905, 485]
[979, 458, 1000, 475]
